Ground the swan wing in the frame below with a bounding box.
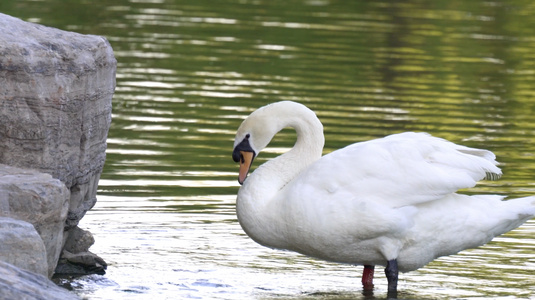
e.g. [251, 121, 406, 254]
[292, 132, 501, 208]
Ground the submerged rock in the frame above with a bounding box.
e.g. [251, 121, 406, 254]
[55, 250, 107, 277]
[0, 261, 79, 300]
[55, 226, 107, 276]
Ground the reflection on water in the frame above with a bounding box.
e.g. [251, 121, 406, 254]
[2, 0, 535, 299]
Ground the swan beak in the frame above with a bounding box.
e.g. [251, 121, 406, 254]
[238, 151, 254, 184]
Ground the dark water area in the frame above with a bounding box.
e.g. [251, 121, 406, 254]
[1, 0, 535, 299]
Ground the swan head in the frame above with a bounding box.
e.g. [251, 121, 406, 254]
[232, 101, 324, 185]
[232, 132, 256, 185]
[232, 105, 280, 184]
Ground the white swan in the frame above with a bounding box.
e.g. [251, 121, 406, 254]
[232, 101, 535, 293]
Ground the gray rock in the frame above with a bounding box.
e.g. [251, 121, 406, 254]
[0, 12, 116, 230]
[55, 250, 107, 276]
[0, 164, 70, 277]
[0, 261, 79, 300]
[63, 226, 95, 254]
[0, 217, 48, 277]
[56, 227, 107, 276]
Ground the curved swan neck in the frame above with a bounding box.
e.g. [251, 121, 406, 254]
[244, 101, 324, 189]
[285, 115, 325, 167]
[263, 116, 324, 184]
[236, 102, 324, 248]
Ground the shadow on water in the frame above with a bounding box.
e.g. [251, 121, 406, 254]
[2, 0, 535, 299]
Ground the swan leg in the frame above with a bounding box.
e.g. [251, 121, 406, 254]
[384, 259, 398, 293]
[361, 265, 375, 290]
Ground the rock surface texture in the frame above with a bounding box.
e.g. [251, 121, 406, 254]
[0, 217, 49, 277]
[0, 261, 79, 300]
[0, 12, 115, 229]
[0, 167, 70, 277]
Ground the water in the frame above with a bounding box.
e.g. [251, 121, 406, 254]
[2, 0, 535, 299]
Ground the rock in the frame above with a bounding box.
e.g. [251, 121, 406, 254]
[0, 165, 70, 278]
[0, 217, 48, 277]
[63, 226, 95, 254]
[55, 250, 107, 276]
[56, 227, 108, 276]
[0, 261, 79, 300]
[0, 12, 116, 230]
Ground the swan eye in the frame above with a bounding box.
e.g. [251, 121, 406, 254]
[245, 133, 250, 139]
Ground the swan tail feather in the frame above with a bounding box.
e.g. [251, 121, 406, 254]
[494, 196, 535, 236]
[509, 196, 535, 218]
[484, 171, 502, 181]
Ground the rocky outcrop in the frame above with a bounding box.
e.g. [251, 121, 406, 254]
[0, 261, 79, 300]
[0, 10, 115, 280]
[0, 165, 70, 277]
[0, 12, 115, 230]
[0, 217, 49, 277]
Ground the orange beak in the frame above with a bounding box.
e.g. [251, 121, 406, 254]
[238, 151, 254, 184]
